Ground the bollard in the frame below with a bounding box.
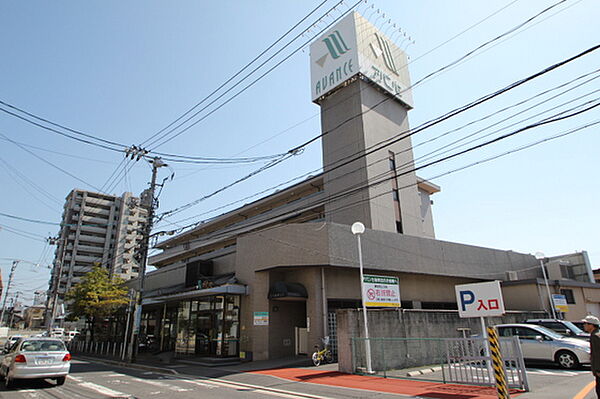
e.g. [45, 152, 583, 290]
[487, 327, 510, 399]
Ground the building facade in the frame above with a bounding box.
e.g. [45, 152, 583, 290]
[131, 12, 599, 362]
[47, 189, 149, 320]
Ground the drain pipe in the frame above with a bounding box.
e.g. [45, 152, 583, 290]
[321, 267, 328, 337]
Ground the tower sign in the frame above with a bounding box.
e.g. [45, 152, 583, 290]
[310, 12, 413, 108]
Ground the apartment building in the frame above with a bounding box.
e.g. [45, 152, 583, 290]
[48, 189, 149, 306]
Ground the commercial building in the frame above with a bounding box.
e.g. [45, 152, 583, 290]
[134, 12, 599, 361]
[47, 189, 149, 320]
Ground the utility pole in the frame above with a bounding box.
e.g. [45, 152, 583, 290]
[46, 236, 67, 332]
[8, 292, 21, 328]
[0, 260, 19, 327]
[128, 156, 167, 362]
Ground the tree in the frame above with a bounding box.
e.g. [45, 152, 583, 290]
[66, 267, 129, 340]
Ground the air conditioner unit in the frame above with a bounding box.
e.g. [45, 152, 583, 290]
[506, 271, 519, 281]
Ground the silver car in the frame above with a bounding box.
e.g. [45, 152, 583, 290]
[496, 323, 590, 369]
[0, 338, 71, 388]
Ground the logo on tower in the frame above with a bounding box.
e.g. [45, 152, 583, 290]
[370, 33, 399, 76]
[322, 31, 351, 59]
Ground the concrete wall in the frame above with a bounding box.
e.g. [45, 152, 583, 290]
[320, 79, 424, 237]
[418, 188, 435, 239]
[337, 308, 544, 373]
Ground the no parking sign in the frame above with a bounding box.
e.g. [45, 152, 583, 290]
[362, 274, 401, 307]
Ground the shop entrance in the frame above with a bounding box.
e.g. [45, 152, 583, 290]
[195, 311, 217, 356]
[174, 295, 240, 358]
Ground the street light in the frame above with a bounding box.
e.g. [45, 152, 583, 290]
[535, 252, 557, 319]
[351, 222, 373, 374]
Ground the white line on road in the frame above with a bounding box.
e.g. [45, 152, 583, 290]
[129, 376, 193, 392]
[176, 376, 336, 399]
[78, 381, 132, 398]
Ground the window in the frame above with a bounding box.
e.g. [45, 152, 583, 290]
[392, 189, 399, 201]
[560, 289, 576, 304]
[388, 158, 396, 171]
[395, 220, 403, 234]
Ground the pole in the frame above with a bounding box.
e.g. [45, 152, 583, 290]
[122, 289, 134, 360]
[481, 316, 494, 383]
[356, 234, 373, 374]
[47, 237, 67, 332]
[0, 260, 19, 327]
[538, 258, 557, 319]
[129, 157, 165, 362]
[9, 292, 20, 328]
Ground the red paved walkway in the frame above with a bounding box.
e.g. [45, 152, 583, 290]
[252, 368, 523, 398]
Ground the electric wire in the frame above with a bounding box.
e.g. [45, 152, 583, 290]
[158, 44, 599, 221]
[145, 0, 363, 150]
[0, 131, 106, 192]
[139, 0, 334, 148]
[153, 101, 598, 244]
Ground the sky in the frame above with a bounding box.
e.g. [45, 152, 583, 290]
[0, 0, 598, 306]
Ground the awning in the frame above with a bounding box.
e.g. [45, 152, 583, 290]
[268, 281, 308, 301]
[142, 284, 247, 306]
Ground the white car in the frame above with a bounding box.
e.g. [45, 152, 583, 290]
[496, 323, 590, 369]
[0, 338, 71, 388]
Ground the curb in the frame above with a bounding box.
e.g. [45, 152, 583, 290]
[75, 355, 179, 375]
[406, 366, 442, 377]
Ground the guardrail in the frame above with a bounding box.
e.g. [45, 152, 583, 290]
[351, 336, 528, 391]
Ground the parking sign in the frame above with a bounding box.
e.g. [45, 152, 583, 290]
[455, 281, 505, 318]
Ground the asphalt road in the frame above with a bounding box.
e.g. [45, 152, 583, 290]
[0, 359, 408, 399]
[0, 358, 595, 399]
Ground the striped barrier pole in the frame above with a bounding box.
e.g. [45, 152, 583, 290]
[487, 326, 510, 398]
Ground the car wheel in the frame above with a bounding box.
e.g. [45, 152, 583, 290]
[556, 350, 579, 369]
[55, 376, 66, 386]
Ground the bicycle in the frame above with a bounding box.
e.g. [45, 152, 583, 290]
[312, 336, 333, 366]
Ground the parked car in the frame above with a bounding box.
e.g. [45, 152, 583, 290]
[3, 335, 24, 352]
[525, 319, 589, 339]
[495, 323, 590, 369]
[64, 331, 80, 343]
[571, 321, 586, 331]
[0, 338, 71, 388]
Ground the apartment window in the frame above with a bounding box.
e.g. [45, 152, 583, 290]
[388, 151, 396, 171]
[392, 189, 399, 202]
[560, 289, 576, 304]
[395, 220, 403, 234]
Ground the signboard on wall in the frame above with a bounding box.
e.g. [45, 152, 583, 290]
[455, 281, 505, 318]
[362, 274, 401, 307]
[253, 311, 269, 326]
[552, 294, 569, 312]
[309, 12, 413, 107]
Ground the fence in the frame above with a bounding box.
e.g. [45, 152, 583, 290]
[67, 340, 129, 361]
[351, 336, 528, 391]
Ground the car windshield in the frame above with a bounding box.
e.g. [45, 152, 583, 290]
[20, 340, 66, 352]
[563, 321, 585, 334]
[531, 325, 565, 340]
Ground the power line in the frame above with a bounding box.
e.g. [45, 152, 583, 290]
[153, 103, 598, 245]
[158, 44, 599, 221]
[140, 0, 334, 148]
[0, 131, 106, 192]
[145, 0, 362, 150]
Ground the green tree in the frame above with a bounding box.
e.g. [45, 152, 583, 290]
[66, 267, 129, 340]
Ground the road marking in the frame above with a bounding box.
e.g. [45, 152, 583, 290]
[177, 376, 335, 399]
[78, 381, 132, 398]
[573, 381, 595, 399]
[129, 376, 192, 392]
[527, 369, 587, 376]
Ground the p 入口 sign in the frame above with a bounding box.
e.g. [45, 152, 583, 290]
[455, 281, 505, 318]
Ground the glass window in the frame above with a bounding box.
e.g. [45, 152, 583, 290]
[560, 289, 576, 304]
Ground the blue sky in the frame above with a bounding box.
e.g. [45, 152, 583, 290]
[1, 0, 598, 305]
